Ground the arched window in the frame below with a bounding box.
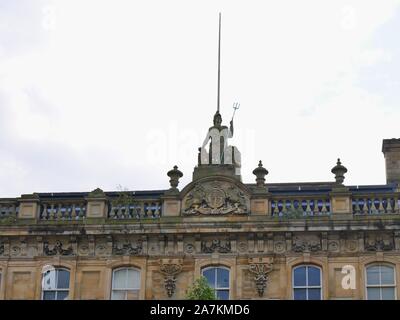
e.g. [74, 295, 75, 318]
[202, 266, 230, 300]
[42, 268, 70, 300]
[366, 264, 396, 300]
[111, 267, 141, 300]
[292, 265, 322, 300]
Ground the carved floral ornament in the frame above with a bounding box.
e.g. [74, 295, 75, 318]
[159, 260, 183, 298]
[182, 181, 249, 215]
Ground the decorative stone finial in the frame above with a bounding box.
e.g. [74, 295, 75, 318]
[253, 161, 269, 187]
[88, 187, 106, 198]
[331, 158, 347, 185]
[167, 165, 183, 190]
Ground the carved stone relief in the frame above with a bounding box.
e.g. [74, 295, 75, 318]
[182, 181, 249, 215]
[44, 240, 74, 256]
[248, 258, 274, 297]
[201, 239, 231, 253]
[113, 240, 143, 256]
[292, 237, 322, 253]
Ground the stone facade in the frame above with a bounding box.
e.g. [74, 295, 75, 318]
[1, 116, 400, 300]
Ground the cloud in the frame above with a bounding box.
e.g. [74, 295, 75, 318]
[1, 0, 400, 197]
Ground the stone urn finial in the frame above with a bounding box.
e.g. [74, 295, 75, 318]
[331, 158, 347, 185]
[167, 165, 183, 190]
[253, 160, 269, 187]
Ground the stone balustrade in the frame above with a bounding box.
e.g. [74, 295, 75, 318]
[0, 201, 19, 219]
[352, 194, 400, 215]
[39, 202, 87, 220]
[270, 197, 331, 217]
[2, 188, 400, 223]
[108, 201, 162, 219]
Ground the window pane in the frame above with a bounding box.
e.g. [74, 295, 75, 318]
[381, 287, 395, 300]
[113, 269, 127, 289]
[308, 288, 321, 300]
[294, 267, 306, 287]
[203, 269, 216, 288]
[367, 288, 381, 300]
[293, 288, 307, 300]
[216, 268, 229, 289]
[380, 266, 395, 285]
[127, 269, 140, 289]
[56, 291, 69, 300]
[216, 290, 229, 300]
[111, 290, 126, 300]
[367, 266, 380, 285]
[43, 291, 56, 300]
[308, 267, 321, 286]
[43, 270, 56, 290]
[57, 270, 70, 289]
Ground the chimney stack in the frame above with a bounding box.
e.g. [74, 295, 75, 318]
[382, 138, 400, 184]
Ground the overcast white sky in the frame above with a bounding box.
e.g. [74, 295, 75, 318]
[1, 0, 400, 197]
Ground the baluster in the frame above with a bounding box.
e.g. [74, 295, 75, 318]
[56, 204, 62, 220]
[41, 203, 47, 220]
[394, 197, 399, 213]
[71, 204, 77, 220]
[109, 206, 116, 219]
[305, 200, 312, 216]
[313, 199, 321, 216]
[146, 203, 153, 217]
[362, 198, 368, 214]
[140, 201, 145, 218]
[154, 202, 160, 218]
[353, 198, 360, 214]
[117, 206, 123, 219]
[288, 200, 295, 215]
[49, 204, 55, 220]
[281, 200, 288, 215]
[370, 199, 378, 214]
[273, 201, 279, 216]
[386, 198, 393, 213]
[79, 204, 86, 219]
[378, 198, 385, 214]
[321, 200, 327, 214]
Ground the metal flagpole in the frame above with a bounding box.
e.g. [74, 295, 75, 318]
[217, 12, 221, 113]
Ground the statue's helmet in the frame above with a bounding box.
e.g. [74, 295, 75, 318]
[213, 111, 222, 126]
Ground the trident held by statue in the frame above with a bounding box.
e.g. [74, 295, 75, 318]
[231, 102, 240, 121]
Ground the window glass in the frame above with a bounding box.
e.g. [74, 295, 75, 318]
[57, 270, 70, 289]
[217, 268, 229, 288]
[203, 269, 216, 288]
[308, 267, 321, 287]
[381, 266, 395, 285]
[366, 266, 380, 285]
[293, 267, 307, 287]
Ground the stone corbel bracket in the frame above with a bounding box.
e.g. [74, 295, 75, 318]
[159, 259, 183, 298]
[248, 257, 274, 297]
